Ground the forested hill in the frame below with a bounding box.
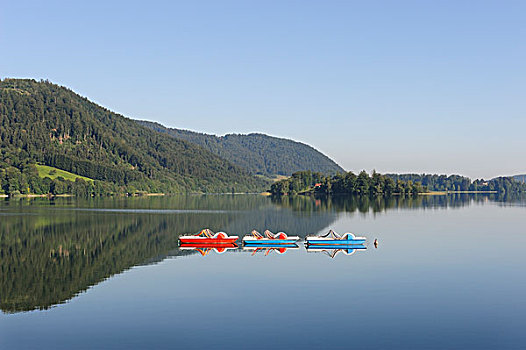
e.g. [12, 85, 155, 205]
[0, 79, 267, 195]
[138, 121, 344, 177]
[513, 175, 526, 183]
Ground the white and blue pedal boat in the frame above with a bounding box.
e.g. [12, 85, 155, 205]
[305, 230, 366, 246]
[242, 230, 300, 246]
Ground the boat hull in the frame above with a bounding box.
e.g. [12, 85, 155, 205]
[305, 239, 366, 246]
[306, 244, 366, 249]
[243, 243, 299, 249]
[179, 243, 238, 249]
[305, 232, 366, 246]
[179, 237, 238, 244]
[243, 239, 299, 245]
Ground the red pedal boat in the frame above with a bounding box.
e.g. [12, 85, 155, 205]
[179, 229, 239, 244]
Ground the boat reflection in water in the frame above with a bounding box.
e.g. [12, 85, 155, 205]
[305, 245, 367, 258]
[243, 244, 299, 256]
[179, 243, 238, 256]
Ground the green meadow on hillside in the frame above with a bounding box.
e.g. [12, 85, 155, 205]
[36, 164, 94, 182]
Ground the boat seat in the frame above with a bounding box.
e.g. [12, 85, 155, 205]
[264, 230, 288, 239]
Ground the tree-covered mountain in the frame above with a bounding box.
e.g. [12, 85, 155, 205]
[138, 120, 344, 177]
[0, 79, 268, 195]
[513, 175, 526, 183]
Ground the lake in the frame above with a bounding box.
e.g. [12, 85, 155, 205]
[1, 194, 525, 349]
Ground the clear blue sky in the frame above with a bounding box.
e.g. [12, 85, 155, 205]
[1, 1, 525, 179]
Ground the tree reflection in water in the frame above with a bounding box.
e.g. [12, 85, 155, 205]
[1, 193, 523, 313]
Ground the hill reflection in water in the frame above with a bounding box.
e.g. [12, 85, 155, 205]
[0, 193, 523, 314]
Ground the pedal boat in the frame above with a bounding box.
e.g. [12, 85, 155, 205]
[305, 230, 366, 246]
[179, 229, 238, 245]
[242, 230, 300, 245]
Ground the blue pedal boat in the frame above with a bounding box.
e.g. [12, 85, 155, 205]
[305, 230, 366, 246]
[242, 230, 300, 245]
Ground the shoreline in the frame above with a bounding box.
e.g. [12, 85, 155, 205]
[278, 190, 503, 196]
[422, 191, 498, 195]
[0, 193, 166, 199]
[0, 194, 73, 198]
[0, 190, 502, 199]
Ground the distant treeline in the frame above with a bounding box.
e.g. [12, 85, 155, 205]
[269, 171, 526, 196]
[385, 173, 526, 193]
[270, 170, 426, 196]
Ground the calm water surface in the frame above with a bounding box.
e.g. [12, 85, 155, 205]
[1, 194, 525, 349]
